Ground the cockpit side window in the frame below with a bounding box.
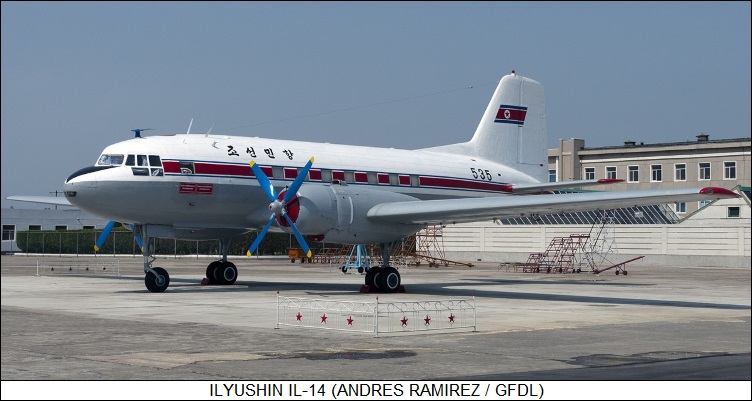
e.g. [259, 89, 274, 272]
[97, 154, 124, 166]
[137, 155, 148, 166]
[125, 155, 135, 166]
[148, 155, 162, 167]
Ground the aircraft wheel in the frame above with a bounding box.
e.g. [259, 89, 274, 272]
[358, 267, 364, 274]
[218, 262, 238, 285]
[205, 261, 222, 285]
[145, 267, 170, 293]
[615, 270, 620, 275]
[623, 271, 628, 276]
[378, 267, 401, 293]
[341, 266, 347, 273]
[365, 266, 380, 288]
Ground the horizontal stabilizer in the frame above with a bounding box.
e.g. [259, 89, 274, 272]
[6, 196, 74, 207]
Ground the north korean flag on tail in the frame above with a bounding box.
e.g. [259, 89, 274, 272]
[494, 104, 528, 126]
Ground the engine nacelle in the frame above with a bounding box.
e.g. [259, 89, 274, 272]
[290, 183, 424, 244]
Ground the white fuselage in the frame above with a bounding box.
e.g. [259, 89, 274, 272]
[63, 133, 540, 236]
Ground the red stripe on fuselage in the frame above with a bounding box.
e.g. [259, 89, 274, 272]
[419, 176, 512, 192]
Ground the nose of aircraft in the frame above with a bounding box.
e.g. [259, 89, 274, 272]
[63, 165, 114, 210]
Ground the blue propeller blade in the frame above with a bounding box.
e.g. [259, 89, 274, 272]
[94, 221, 116, 252]
[247, 215, 276, 257]
[283, 157, 314, 203]
[283, 213, 312, 258]
[250, 160, 277, 202]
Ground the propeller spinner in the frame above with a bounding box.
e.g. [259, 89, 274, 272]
[247, 157, 314, 258]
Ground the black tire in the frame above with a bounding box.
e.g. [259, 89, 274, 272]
[145, 267, 170, 293]
[341, 266, 347, 273]
[357, 267, 364, 274]
[377, 266, 401, 293]
[365, 266, 380, 287]
[219, 262, 238, 285]
[206, 261, 222, 285]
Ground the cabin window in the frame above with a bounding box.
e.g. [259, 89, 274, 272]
[377, 173, 390, 185]
[354, 172, 368, 183]
[332, 171, 345, 182]
[97, 154, 124, 166]
[308, 169, 322, 181]
[398, 174, 411, 186]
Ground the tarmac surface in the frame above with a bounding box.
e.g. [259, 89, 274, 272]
[1, 254, 750, 384]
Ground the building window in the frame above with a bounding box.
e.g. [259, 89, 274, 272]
[548, 169, 557, 182]
[698, 200, 712, 209]
[724, 161, 736, 180]
[628, 166, 639, 183]
[54, 225, 67, 231]
[584, 167, 595, 180]
[674, 163, 686, 181]
[674, 202, 686, 214]
[2, 225, 15, 241]
[82, 225, 95, 230]
[698, 162, 711, 180]
[28, 225, 42, 230]
[606, 166, 617, 180]
[651, 164, 662, 182]
[727, 207, 740, 218]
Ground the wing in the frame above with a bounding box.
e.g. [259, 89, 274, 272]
[6, 196, 74, 207]
[367, 187, 738, 225]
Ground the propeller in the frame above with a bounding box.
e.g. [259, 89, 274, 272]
[247, 157, 314, 258]
[94, 221, 143, 252]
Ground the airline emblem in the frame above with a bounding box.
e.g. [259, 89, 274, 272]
[494, 104, 527, 126]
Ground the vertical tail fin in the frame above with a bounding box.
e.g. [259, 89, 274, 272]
[425, 71, 548, 182]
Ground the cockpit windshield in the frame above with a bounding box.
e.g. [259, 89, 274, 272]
[97, 154, 125, 166]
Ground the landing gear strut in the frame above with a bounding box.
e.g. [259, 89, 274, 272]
[138, 225, 170, 293]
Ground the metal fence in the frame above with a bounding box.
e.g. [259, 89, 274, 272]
[276, 294, 477, 336]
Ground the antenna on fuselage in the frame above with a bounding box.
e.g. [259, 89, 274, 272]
[186, 118, 194, 135]
[131, 128, 153, 138]
[205, 120, 218, 136]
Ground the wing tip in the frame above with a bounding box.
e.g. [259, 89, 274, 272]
[699, 187, 738, 197]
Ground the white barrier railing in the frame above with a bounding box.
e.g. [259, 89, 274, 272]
[34, 259, 121, 276]
[276, 294, 476, 336]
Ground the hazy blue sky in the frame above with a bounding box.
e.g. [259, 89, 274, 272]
[2, 1, 750, 209]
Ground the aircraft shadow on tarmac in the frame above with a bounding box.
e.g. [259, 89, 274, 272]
[77, 273, 750, 311]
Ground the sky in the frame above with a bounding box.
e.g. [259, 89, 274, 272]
[2, 1, 750, 209]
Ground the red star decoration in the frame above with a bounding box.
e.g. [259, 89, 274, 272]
[320, 313, 328, 324]
[448, 313, 455, 324]
[296, 312, 302, 321]
[347, 316, 354, 326]
[401, 316, 408, 327]
[424, 315, 431, 326]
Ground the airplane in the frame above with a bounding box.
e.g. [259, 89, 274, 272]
[8, 71, 738, 293]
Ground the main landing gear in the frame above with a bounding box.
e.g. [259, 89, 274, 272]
[204, 238, 238, 285]
[362, 242, 403, 293]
